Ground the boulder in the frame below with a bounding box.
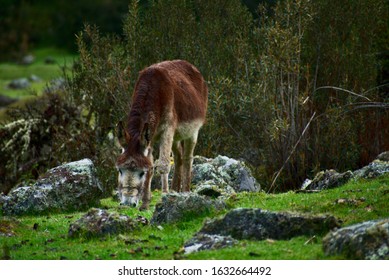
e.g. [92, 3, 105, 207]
[301, 170, 353, 191]
[301, 151, 389, 192]
[198, 208, 341, 240]
[183, 233, 238, 254]
[20, 54, 35, 65]
[68, 208, 147, 238]
[192, 155, 260, 195]
[2, 159, 104, 215]
[44, 78, 66, 94]
[353, 152, 389, 179]
[7, 78, 30, 89]
[150, 193, 226, 225]
[323, 219, 389, 260]
[151, 155, 260, 198]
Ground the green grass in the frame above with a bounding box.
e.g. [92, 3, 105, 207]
[0, 48, 77, 121]
[0, 48, 76, 98]
[1, 174, 388, 260]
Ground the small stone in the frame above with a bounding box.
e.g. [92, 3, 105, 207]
[184, 233, 238, 254]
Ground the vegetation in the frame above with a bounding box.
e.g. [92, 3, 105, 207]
[1, 0, 388, 195]
[1, 174, 388, 260]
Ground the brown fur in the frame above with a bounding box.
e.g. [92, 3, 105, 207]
[116, 60, 208, 209]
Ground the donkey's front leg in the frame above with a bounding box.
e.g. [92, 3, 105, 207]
[140, 149, 153, 211]
[140, 167, 153, 211]
[156, 127, 174, 193]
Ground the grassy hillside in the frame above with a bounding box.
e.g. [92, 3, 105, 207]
[0, 48, 76, 121]
[1, 174, 388, 260]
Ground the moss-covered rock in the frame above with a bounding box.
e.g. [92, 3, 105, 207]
[68, 208, 147, 238]
[192, 155, 260, 195]
[2, 159, 104, 215]
[150, 193, 226, 225]
[302, 170, 353, 191]
[198, 208, 341, 240]
[323, 219, 389, 260]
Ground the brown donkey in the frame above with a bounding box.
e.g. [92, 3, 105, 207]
[116, 60, 208, 210]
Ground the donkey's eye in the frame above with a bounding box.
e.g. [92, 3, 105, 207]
[139, 171, 145, 178]
[118, 169, 123, 176]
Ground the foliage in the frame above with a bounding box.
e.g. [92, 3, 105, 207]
[1, 0, 388, 193]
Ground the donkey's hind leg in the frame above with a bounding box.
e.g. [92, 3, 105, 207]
[172, 140, 183, 192]
[182, 136, 197, 192]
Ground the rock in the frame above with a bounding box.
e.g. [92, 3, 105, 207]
[151, 155, 260, 197]
[20, 54, 35, 65]
[7, 78, 30, 89]
[195, 181, 236, 199]
[301, 170, 353, 191]
[376, 151, 389, 162]
[44, 56, 56, 64]
[0, 95, 18, 107]
[192, 155, 260, 195]
[323, 219, 389, 260]
[29, 74, 41, 82]
[301, 152, 389, 192]
[2, 159, 104, 215]
[44, 78, 66, 94]
[150, 193, 226, 225]
[353, 152, 389, 179]
[68, 208, 147, 238]
[198, 208, 341, 240]
[183, 233, 238, 254]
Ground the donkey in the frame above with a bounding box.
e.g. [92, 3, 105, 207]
[116, 60, 208, 210]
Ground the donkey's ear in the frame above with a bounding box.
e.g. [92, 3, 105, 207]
[116, 120, 130, 151]
[140, 122, 151, 147]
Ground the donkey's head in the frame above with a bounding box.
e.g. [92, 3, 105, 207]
[115, 121, 152, 207]
[116, 154, 150, 207]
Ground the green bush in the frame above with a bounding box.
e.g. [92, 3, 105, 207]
[1, 0, 388, 193]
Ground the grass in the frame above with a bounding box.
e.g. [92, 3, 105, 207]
[0, 48, 77, 121]
[1, 174, 388, 260]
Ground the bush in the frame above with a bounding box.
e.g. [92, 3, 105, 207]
[1, 0, 388, 194]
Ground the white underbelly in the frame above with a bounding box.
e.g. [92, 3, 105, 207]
[174, 119, 204, 141]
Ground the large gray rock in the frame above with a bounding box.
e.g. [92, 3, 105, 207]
[150, 193, 226, 225]
[68, 208, 147, 238]
[151, 155, 260, 198]
[301, 170, 353, 191]
[192, 155, 260, 197]
[198, 208, 341, 240]
[353, 152, 389, 179]
[2, 159, 104, 215]
[7, 78, 30, 89]
[323, 219, 389, 260]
